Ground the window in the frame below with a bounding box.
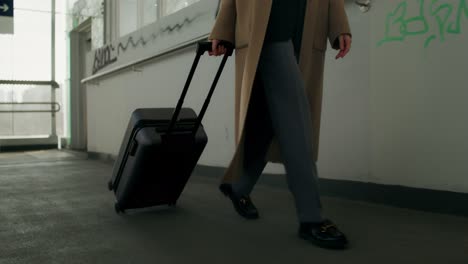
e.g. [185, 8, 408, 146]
[0, 2, 52, 136]
[69, 0, 105, 49]
[142, 0, 158, 27]
[117, 0, 200, 37]
[118, 0, 138, 37]
[0, 0, 71, 138]
[162, 0, 200, 16]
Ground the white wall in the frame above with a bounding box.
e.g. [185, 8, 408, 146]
[369, 0, 468, 193]
[86, 46, 237, 167]
[319, 1, 371, 183]
[82, 0, 468, 193]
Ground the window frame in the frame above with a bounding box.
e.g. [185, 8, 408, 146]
[114, 0, 161, 38]
[112, 0, 206, 39]
[84, 0, 218, 82]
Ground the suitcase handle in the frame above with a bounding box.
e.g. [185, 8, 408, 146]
[167, 40, 234, 135]
[196, 40, 234, 57]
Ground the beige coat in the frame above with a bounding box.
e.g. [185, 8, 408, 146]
[208, 0, 351, 183]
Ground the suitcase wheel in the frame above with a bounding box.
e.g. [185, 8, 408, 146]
[114, 203, 125, 214]
[107, 181, 113, 191]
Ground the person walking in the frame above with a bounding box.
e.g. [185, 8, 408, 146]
[208, 0, 352, 250]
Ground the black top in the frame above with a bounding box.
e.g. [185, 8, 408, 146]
[264, 0, 307, 44]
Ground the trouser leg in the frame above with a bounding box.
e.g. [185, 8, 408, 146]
[232, 76, 274, 197]
[256, 39, 323, 223]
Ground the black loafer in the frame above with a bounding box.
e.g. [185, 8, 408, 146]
[299, 219, 349, 249]
[219, 183, 259, 219]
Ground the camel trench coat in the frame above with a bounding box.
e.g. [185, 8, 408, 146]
[208, 0, 351, 183]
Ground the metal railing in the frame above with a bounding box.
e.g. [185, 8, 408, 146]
[0, 80, 59, 88]
[0, 102, 61, 113]
[0, 80, 61, 140]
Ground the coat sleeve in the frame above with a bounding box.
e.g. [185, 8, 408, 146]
[208, 0, 236, 44]
[328, 0, 352, 50]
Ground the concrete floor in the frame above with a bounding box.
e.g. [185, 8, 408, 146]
[0, 150, 467, 264]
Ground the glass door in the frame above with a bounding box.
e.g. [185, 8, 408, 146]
[0, 0, 66, 149]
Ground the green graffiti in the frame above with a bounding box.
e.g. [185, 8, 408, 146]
[447, 0, 468, 32]
[378, 0, 467, 48]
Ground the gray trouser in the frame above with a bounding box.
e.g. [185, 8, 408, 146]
[232, 39, 323, 223]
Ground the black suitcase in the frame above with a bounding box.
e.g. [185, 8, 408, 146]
[108, 41, 233, 214]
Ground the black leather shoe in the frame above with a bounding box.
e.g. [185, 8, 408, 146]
[219, 183, 259, 219]
[299, 219, 349, 249]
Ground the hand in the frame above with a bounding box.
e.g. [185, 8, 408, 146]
[208, 39, 227, 56]
[335, 34, 352, 59]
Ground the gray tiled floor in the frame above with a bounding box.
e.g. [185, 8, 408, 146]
[0, 150, 467, 264]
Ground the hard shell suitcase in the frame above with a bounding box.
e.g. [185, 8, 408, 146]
[108, 41, 233, 214]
